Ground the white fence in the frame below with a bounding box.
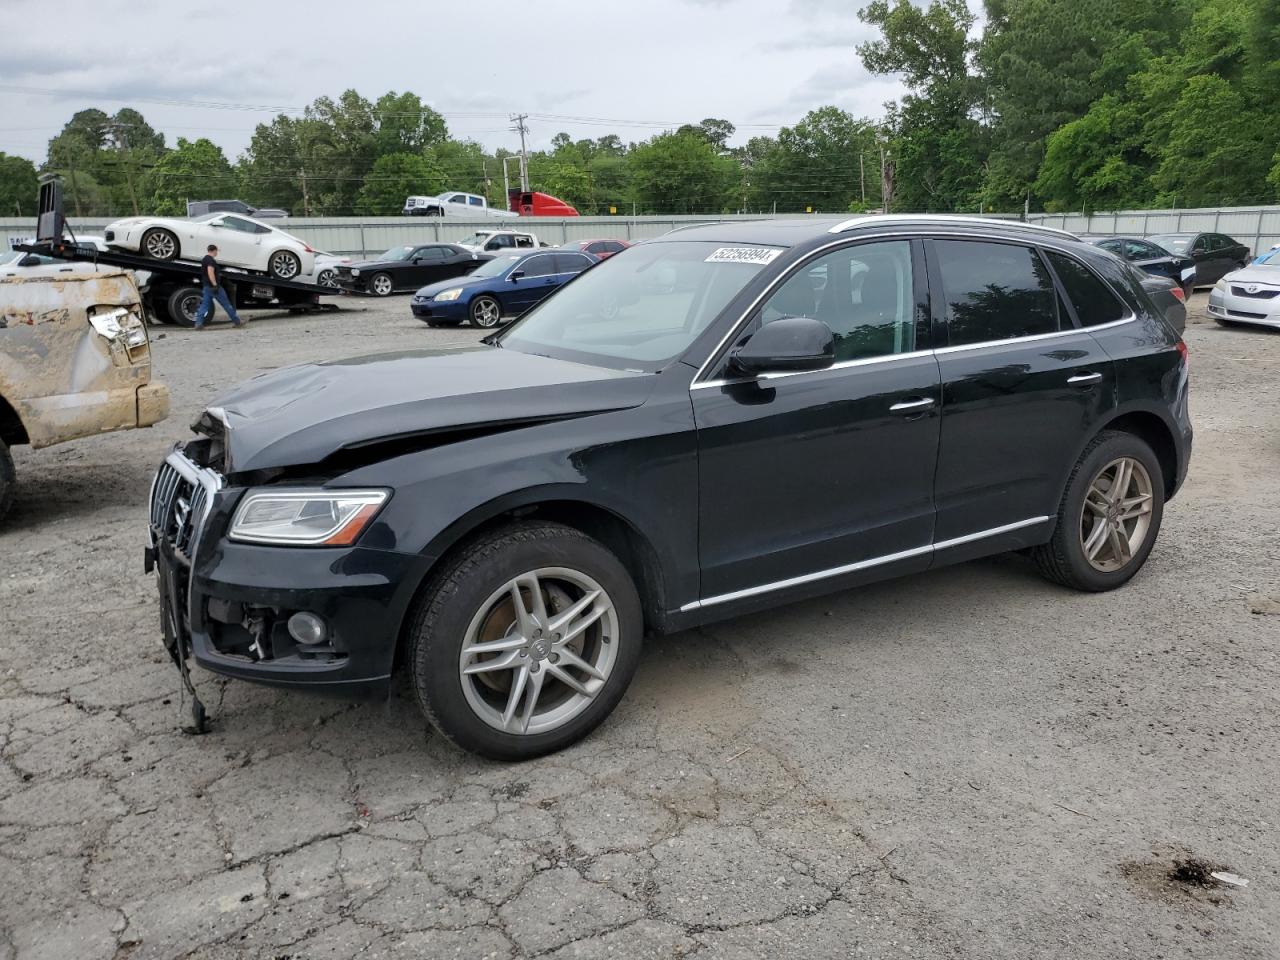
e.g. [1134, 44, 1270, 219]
[6, 206, 1279, 257]
[2, 214, 846, 258]
[1025, 205, 1280, 255]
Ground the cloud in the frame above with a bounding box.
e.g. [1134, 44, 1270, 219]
[765, 25, 877, 52]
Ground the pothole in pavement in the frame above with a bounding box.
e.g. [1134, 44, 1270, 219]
[1120, 851, 1247, 907]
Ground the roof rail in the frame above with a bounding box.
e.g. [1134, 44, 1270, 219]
[827, 214, 1078, 240]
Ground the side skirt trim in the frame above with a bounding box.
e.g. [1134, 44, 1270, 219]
[681, 516, 1050, 613]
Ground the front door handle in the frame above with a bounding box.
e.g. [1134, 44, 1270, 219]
[1067, 372, 1103, 386]
[889, 397, 936, 414]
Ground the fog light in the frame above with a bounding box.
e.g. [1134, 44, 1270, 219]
[287, 611, 328, 646]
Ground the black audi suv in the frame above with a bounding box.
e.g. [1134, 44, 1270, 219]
[147, 216, 1192, 759]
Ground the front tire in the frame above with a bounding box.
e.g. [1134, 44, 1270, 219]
[0, 438, 15, 523]
[369, 272, 394, 297]
[469, 295, 501, 328]
[408, 522, 643, 760]
[141, 228, 179, 261]
[268, 250, 302, 280]
[316, 268, 337, 288]
[1031, 430, 1164, 592]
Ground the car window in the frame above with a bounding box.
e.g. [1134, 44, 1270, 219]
[487, 235, 513, 249]
[468, 196, 484, 207]
[1044, 251, 1127, 327]
[605, 241, 626, 253]
[760, 240, 915, 362]
[934, 240, 1060, 345]
[1214, 234, 1238, 250]
[219, 216, 259, 234]
[553, 253, 593, 274]
[1130, 240, 1166, 260]
[447, 194, 466, 204]
[515, 236, 534, 248]
[1191, 236, 1208, 253]
[414, 247, 446, 261]
[1097, 239, 1124, 256]
[520, 255, 556, 278]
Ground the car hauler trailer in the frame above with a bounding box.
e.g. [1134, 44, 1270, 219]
[16, 178, 339, 327]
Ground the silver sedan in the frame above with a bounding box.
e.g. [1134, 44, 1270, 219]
[1207, 263, 1280, 330]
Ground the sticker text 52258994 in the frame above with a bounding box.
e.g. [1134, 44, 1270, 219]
[704, 247, 783, 266]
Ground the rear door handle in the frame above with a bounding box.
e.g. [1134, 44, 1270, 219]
[1067, 372, 1103, 386]
[889, 397, 936, 414]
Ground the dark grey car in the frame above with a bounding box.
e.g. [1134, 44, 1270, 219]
[1146, 232, 1251, 287]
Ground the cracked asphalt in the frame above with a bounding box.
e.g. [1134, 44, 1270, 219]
[1, 292, 1277, 959]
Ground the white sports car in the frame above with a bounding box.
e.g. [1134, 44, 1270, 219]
[103, 213, 315, 280]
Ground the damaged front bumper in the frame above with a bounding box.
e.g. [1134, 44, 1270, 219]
[146, 445, 420, 705]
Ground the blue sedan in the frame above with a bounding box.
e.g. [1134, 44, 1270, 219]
[411, 248, 597, 327]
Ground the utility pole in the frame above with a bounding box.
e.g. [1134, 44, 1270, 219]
[107, 122, 140, 216]
[860, 153, 866, 207]
[67, 154, 84, 217]
[510, 114, 530, 192]
[299, 168, 311, 217]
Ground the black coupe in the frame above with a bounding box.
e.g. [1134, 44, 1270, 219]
[1086, 236, 1197, 297]
[335, 243, 489, 296]
[1144, 232, 1252, 288]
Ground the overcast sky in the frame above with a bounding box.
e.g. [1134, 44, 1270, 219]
[0, 0, 913, 164]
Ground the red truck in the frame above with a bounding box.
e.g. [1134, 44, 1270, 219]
[509, 191, 580, 217]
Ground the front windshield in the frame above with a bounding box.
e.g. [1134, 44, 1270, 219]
[498, 240, 779, 371]
[377, 246, 415, 262]
[1149, 235, 1190, 253]
[469, 254, 522, 278]
[0, 250, 21, 266]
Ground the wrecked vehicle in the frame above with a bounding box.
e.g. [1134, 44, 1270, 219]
[0, 271, 170, 520]
[147, 216, 1191, 760]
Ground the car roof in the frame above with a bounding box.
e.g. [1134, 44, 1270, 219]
[656, 215, 1078, 248]
[1147, 231, 1195, 237]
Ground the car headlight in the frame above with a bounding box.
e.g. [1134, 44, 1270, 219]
[229, 489, 388, 546]
[434, 288, 463, 301]
[351, 268, 360, 277]
[1213, 278, 1228, 292]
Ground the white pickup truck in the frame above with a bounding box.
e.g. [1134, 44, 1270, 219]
[402, 191, 519, 219]
[455, 230, 547, 253]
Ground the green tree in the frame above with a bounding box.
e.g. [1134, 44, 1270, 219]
[373, 91, 448, 155]
[859, 0, 986, 212]
[0, 153, 38, 216]
[748, 107, 880, 213]
[143, 138, 236, 216]
[628, 130, 738, 214]
[355, 152, 445, 215]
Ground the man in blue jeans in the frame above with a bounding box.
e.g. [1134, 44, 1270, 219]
[194, 244, 242, 329]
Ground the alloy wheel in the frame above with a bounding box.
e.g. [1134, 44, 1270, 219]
[458, 567, 619, 735]
[270, 252, 300, 279]
[472, 298, 500, 327]
[317, 269, 337, 288]
[1079, 456, 1154, 572]
[372, 274, 393, 296]
[144, 231, 177, 259]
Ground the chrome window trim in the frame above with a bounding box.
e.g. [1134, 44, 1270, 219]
[691, 347, 935, 391]
[933, 314, 1135, 356]
[688, 229, 1136, 388]
[680, 516, 1049, 612]
[826, 214, 1078, 240]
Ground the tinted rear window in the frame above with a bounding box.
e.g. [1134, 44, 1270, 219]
[934, 240, 1059, 345]
[1045, 252, 1127, 326]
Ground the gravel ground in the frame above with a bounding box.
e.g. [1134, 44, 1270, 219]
[1, 292, 1277, 960]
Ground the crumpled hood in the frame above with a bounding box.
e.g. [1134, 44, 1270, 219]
[201, 345, 653, 473]
[1222, 263, 1280, 286]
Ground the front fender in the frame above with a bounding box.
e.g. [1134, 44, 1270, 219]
[334, 392, 700, 619]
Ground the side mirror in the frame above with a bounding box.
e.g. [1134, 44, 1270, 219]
[411, 256, 422, 263]
[729, 317, 835, 375]
[508, 270, 525, 282]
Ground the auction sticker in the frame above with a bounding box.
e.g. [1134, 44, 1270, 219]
[705, 246, 783, 265]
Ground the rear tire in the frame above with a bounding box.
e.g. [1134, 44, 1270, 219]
[268, 250, 302, 280]
[166, 286, 201, 328]
[408, 522, 643, 760]
[0, 438, 14, 523]
[1031, 430, 1164, 592]
[141, 228, 179, 261]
